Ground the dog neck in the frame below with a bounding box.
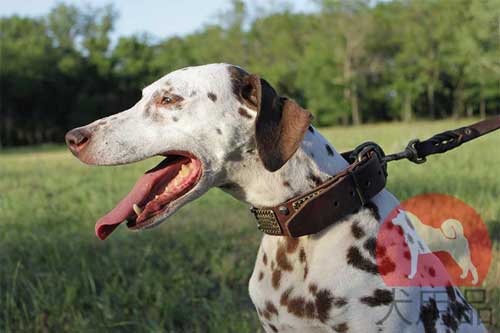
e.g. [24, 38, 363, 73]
[219, 126, 349, 208]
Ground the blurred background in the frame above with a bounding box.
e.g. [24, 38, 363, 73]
[1, 0, 499, 147]
[0, 0, 499, 332]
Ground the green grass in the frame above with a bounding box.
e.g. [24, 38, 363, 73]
[1, 119, 499, 332]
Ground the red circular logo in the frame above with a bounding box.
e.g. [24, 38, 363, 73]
[376, 193, 491, 287]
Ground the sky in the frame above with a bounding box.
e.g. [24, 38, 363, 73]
[0, 0, 317, 41]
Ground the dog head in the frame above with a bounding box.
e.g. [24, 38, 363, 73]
[65, 63, 312, 239]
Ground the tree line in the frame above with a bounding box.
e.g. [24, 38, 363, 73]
[1, 0, 499, 146]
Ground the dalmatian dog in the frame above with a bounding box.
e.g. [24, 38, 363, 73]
[66, 64, 486, 332]
[391, 209, 479, 284]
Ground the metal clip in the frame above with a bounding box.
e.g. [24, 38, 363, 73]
[405, 139, 427, 164]
[383, 139, 427, 164]
[350, 141, 387, 176]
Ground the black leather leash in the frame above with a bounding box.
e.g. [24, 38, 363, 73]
[342, 116, 500, 172]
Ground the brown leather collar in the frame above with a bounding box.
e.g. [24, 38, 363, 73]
[251, 150, 386, 237]
[251, 116, 500, 238]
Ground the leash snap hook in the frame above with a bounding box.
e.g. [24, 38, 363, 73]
[405, 139, 427, 164]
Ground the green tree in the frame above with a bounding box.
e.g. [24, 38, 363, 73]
[0, 16, 56, 145]
[316, 0, 373, 125]
[1, 0, 500, 147]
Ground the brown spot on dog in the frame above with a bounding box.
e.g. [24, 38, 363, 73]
[262, 309, 271, 320]
[309, 283, 318, 295]
[216, 128, 222, 135]
[347, 246, 378, 275]
[269, 324, 278, 332]
[263, 252, 268, 266]
[207, 92, 217, 102]
[305, 301, 315, 318]
[238, 107, 253, 119]
[308, 174, 322, 187]
[280, 286, 342, 323]
[364, 237, 377, 258]
[315, 289, 334, 322]
[283, 180, 291, 188]
[280, 287, 293, 306]
[285, 237, 299, 253]
[299, 248, 306, 263]
[258, 271, 264, 281]
[325, 144, 334, 156]
[360, 289, 393, 307]
[298, 246, 308, 280]
[172, 116, 178, 122]
[276, 245, 293, 271]
[288, 296, 306, 317]
[266, 301, 278, 317]
[332, 322, 349, 332]
[272, 269, 282, 289]
[351, 222, 365, 239]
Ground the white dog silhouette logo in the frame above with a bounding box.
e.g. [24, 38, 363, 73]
[392, 209, 479, 284]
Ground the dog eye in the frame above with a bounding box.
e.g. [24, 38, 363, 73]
[158, 94, 184, 108]
[162, 96, 173, 104]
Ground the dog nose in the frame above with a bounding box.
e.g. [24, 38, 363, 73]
[65, 128, 91, 155]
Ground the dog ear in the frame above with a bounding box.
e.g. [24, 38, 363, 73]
[242, 74, 313, 172]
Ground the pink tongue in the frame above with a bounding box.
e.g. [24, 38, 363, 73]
[95, 158, 185, 240]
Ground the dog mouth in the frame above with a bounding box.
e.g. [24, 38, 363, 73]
[95, 152, 202, 240]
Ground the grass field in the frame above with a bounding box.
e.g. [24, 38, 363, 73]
[1, 119, 499, 332]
